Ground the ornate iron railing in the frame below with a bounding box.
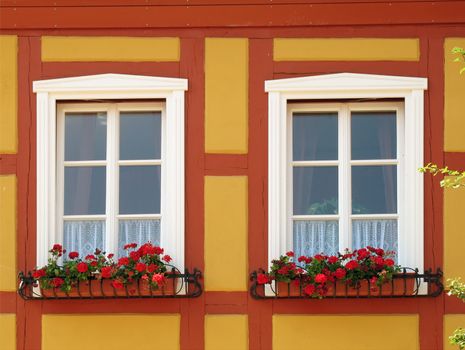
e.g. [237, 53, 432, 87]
[18, 267, 202, 300]
[250, 268, 443, 299]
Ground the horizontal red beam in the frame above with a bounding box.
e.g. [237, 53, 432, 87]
[1, 2, 465, 29]
[444, 152, 465, 170]
[0, 154, 17, 175]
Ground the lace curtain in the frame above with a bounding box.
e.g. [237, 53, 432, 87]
[293, 221, 339, 258]
[293, 219, 398, 259]
[63, 220, 105, 258]
[118, 219, 161, 257]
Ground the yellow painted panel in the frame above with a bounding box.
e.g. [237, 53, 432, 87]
[41, 36, 180, 62]
[0, 176, 16, 291]
[205, 176, 248, 291]
[205, 315, 248, 350]
[42, 314, 180, 350]
[273, 315, 419, 350]
[0, 35, 18, 153]
[0, 314, 16, 350]
[444, 38, 465, 151]
[444, 184, 465, 281]
[445, 314, 465, 350]
[205, 38, 248, 153]
[274, 38, 420, 61]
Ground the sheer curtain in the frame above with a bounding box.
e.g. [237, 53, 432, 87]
[293, 221, 339, 258]
[352, 219, 398, 259]
[118, 219, 161, 257]
[63, 220, 105, 258]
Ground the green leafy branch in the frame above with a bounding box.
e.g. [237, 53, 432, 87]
[452, 46, 465, 74]
[419, 163, 465, 189]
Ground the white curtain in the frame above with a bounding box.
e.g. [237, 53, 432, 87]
[352, 219, 398, 259]
[293, 220, 339, 258]
[63, 220, 105, 258]
[118, 219, 161, 257]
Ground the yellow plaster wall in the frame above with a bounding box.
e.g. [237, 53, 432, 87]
[274, 38, 420, 61]
[205, 176, 248, 291]
[444, 38, 465, 151]
[205, 38, 248, 154]
[41, 36, 180, 62]
[0, 314, 16, 350]
[205, 315, 248, 350]
[0, 175, 16, 291]
[444, 184, 465, 281]
[273, 315, 419, 350]
[42, 314, 180, 350]
[445, 314, 465, 350]
[0, 35, 18, 153]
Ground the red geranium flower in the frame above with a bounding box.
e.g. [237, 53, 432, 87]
[152, 273, 165, 285]
[385, 258, 395, 266]
[328, 256, 338, 264]
[345, 260, 359, 270]
[111, 280, 124, 289]
[32, 269, 46, 279]
[303, 284, 316, 296]
[100, 266, 112, 279]
[68, 251, 79, 259]
[286, 251, 294, 257]
[123, 243, 138, 250]
[135, 262, 147, 273]
[51, 277, 64, 287]
[334, 268, 346, 280]
[107, 253, 114, 259]
[257, 273, 270, 285]
[147, 264, 157, 273]
[85, 254, 96, 261]
[118, 257, 130, 266]
[314, 273, 327, 284]
[162, 255, 172, 263]
[129, 251, 140, 261]
[77, 262, 88, 273]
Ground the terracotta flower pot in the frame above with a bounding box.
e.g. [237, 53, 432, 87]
[325, 280, 350, 297]
[379, 275, 417, 296]
[276, 280, 301, 297]
[89, 278, 115, 297]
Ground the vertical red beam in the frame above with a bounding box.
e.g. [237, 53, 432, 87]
[16, 36, 42, 350]
[180, 37, 206, 350]
[419, 35, 446, 350]
[248, 38, 274, 350]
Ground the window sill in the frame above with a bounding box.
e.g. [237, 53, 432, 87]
[250, 268, 443, 299]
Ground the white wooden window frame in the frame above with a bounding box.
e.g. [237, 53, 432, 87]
[33, 74, 187, 273]
[287, 101, 404, 255]
[266, 73, 427, 272]
[56, 102, 165, 260]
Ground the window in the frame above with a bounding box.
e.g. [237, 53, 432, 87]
[289, 102, 402, 260]
[57, 102, 165, 258]
[33, 74, 187, 271]
[266, 73, 427, 270]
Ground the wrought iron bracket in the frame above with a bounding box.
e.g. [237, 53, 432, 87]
[18, 268, 203, 300]
[250, 267, 443, 299]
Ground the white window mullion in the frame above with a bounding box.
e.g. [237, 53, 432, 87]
[339, 105, 351, 252]
[106, 105, 118, 255]
[56, 104, 66, 254]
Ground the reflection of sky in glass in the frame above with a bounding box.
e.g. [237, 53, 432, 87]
[352, 166, 397, 214]
[120, 112, 161, 160]
[293, 113, 338, 161]
[65, 113, 107, 161]
[351, 112, 396, 160]
[64, 167, 106, 215]
[293, 167, 338, 215]
[119, 165, 161, 214]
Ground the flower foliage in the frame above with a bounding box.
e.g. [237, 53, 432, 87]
[257, 247, 400, 298]
[32, 243, 173, 293]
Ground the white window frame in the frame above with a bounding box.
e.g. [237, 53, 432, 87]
[33, 74, 187, 273]
[266, 73, 427, 271]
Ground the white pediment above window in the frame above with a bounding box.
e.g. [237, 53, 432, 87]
[33, 73, 188, 94]
[265, 73, 427, 93]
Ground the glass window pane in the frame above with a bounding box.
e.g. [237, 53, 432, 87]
[293, 166, 338, 215]
[120, 111, 161, 160]
[65, 112, 107, 161]
[63, 220, 105, 258]
[293, 220, 339, 257]
[293, 112, 338, 161]
[351, 112, 396, 160]
[352, 219, 398, 260]
[352, 165, 397, 214]
[118, 219, 161, 257]
[119, 165, 161, 214]
[64, 167, 106, 215]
